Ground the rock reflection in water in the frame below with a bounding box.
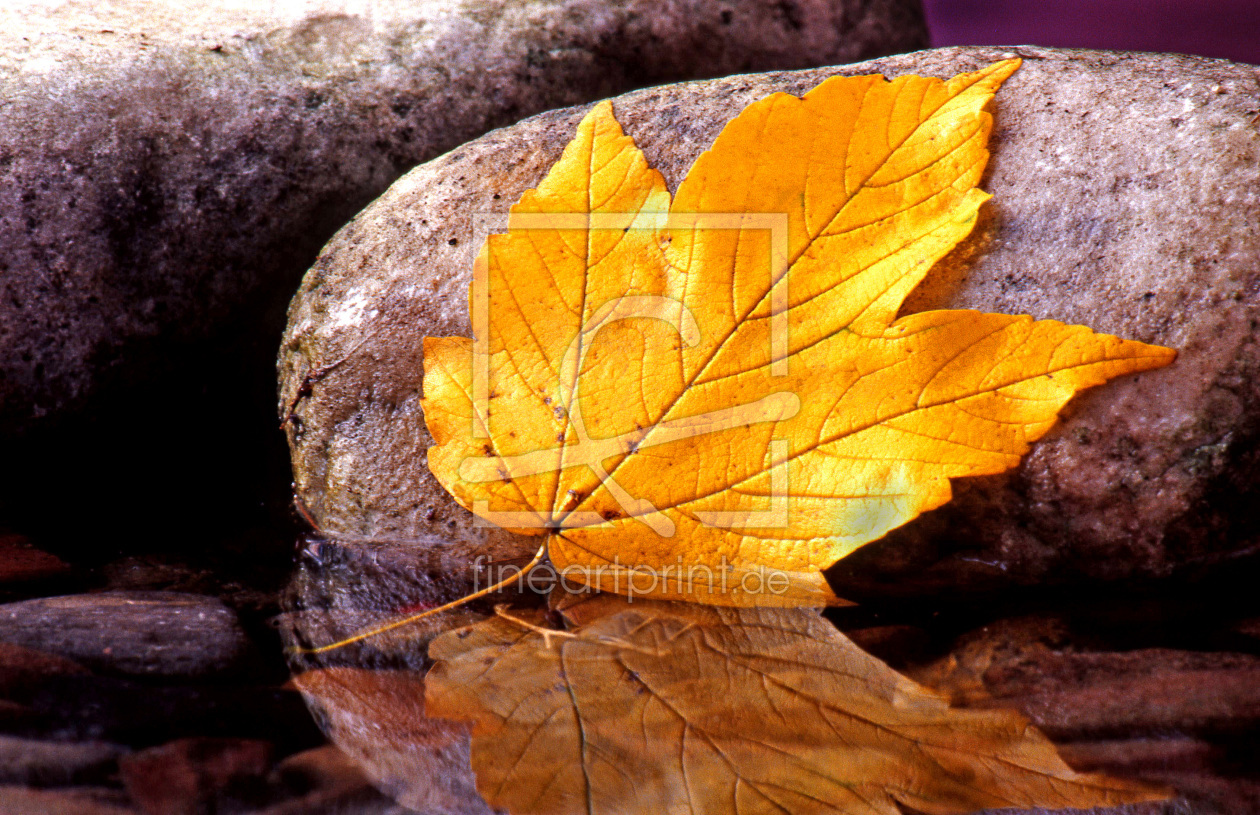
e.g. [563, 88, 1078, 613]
[280, 535, 535, 815]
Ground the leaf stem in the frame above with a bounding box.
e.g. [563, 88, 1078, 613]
[290, 540, 549, 655]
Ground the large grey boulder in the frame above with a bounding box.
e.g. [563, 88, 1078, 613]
[0, 0, 925, 550]
[279, 46, 1260, 595]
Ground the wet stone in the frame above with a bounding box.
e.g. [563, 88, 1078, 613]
[279, 45, 1260, 598]
[0, 592, 251, 678]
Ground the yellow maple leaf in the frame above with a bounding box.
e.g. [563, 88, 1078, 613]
[422, 59, 1174, 606]
[426, 595, 1168, 815]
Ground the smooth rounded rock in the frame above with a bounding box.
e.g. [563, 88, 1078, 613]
[0, 591, 252, 678]
[279, 46, 1260, 595]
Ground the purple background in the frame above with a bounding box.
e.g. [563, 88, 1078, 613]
[922, 0, 1260, 65]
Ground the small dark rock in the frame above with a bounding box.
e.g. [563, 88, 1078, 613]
[0, 642, 90, 698]
[0, 735, 127, 787]
[981, 648, 1260, 740]
[0, 534, 70, 586]
[0, 591, 251, 678]
[911, 617, 1260, 739]
[119, 738, 273, 815]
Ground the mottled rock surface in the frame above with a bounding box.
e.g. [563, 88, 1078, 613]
[0, 0, 926, 558]
[279, 46, 1260, 596]
[0, 592, 251, 677]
